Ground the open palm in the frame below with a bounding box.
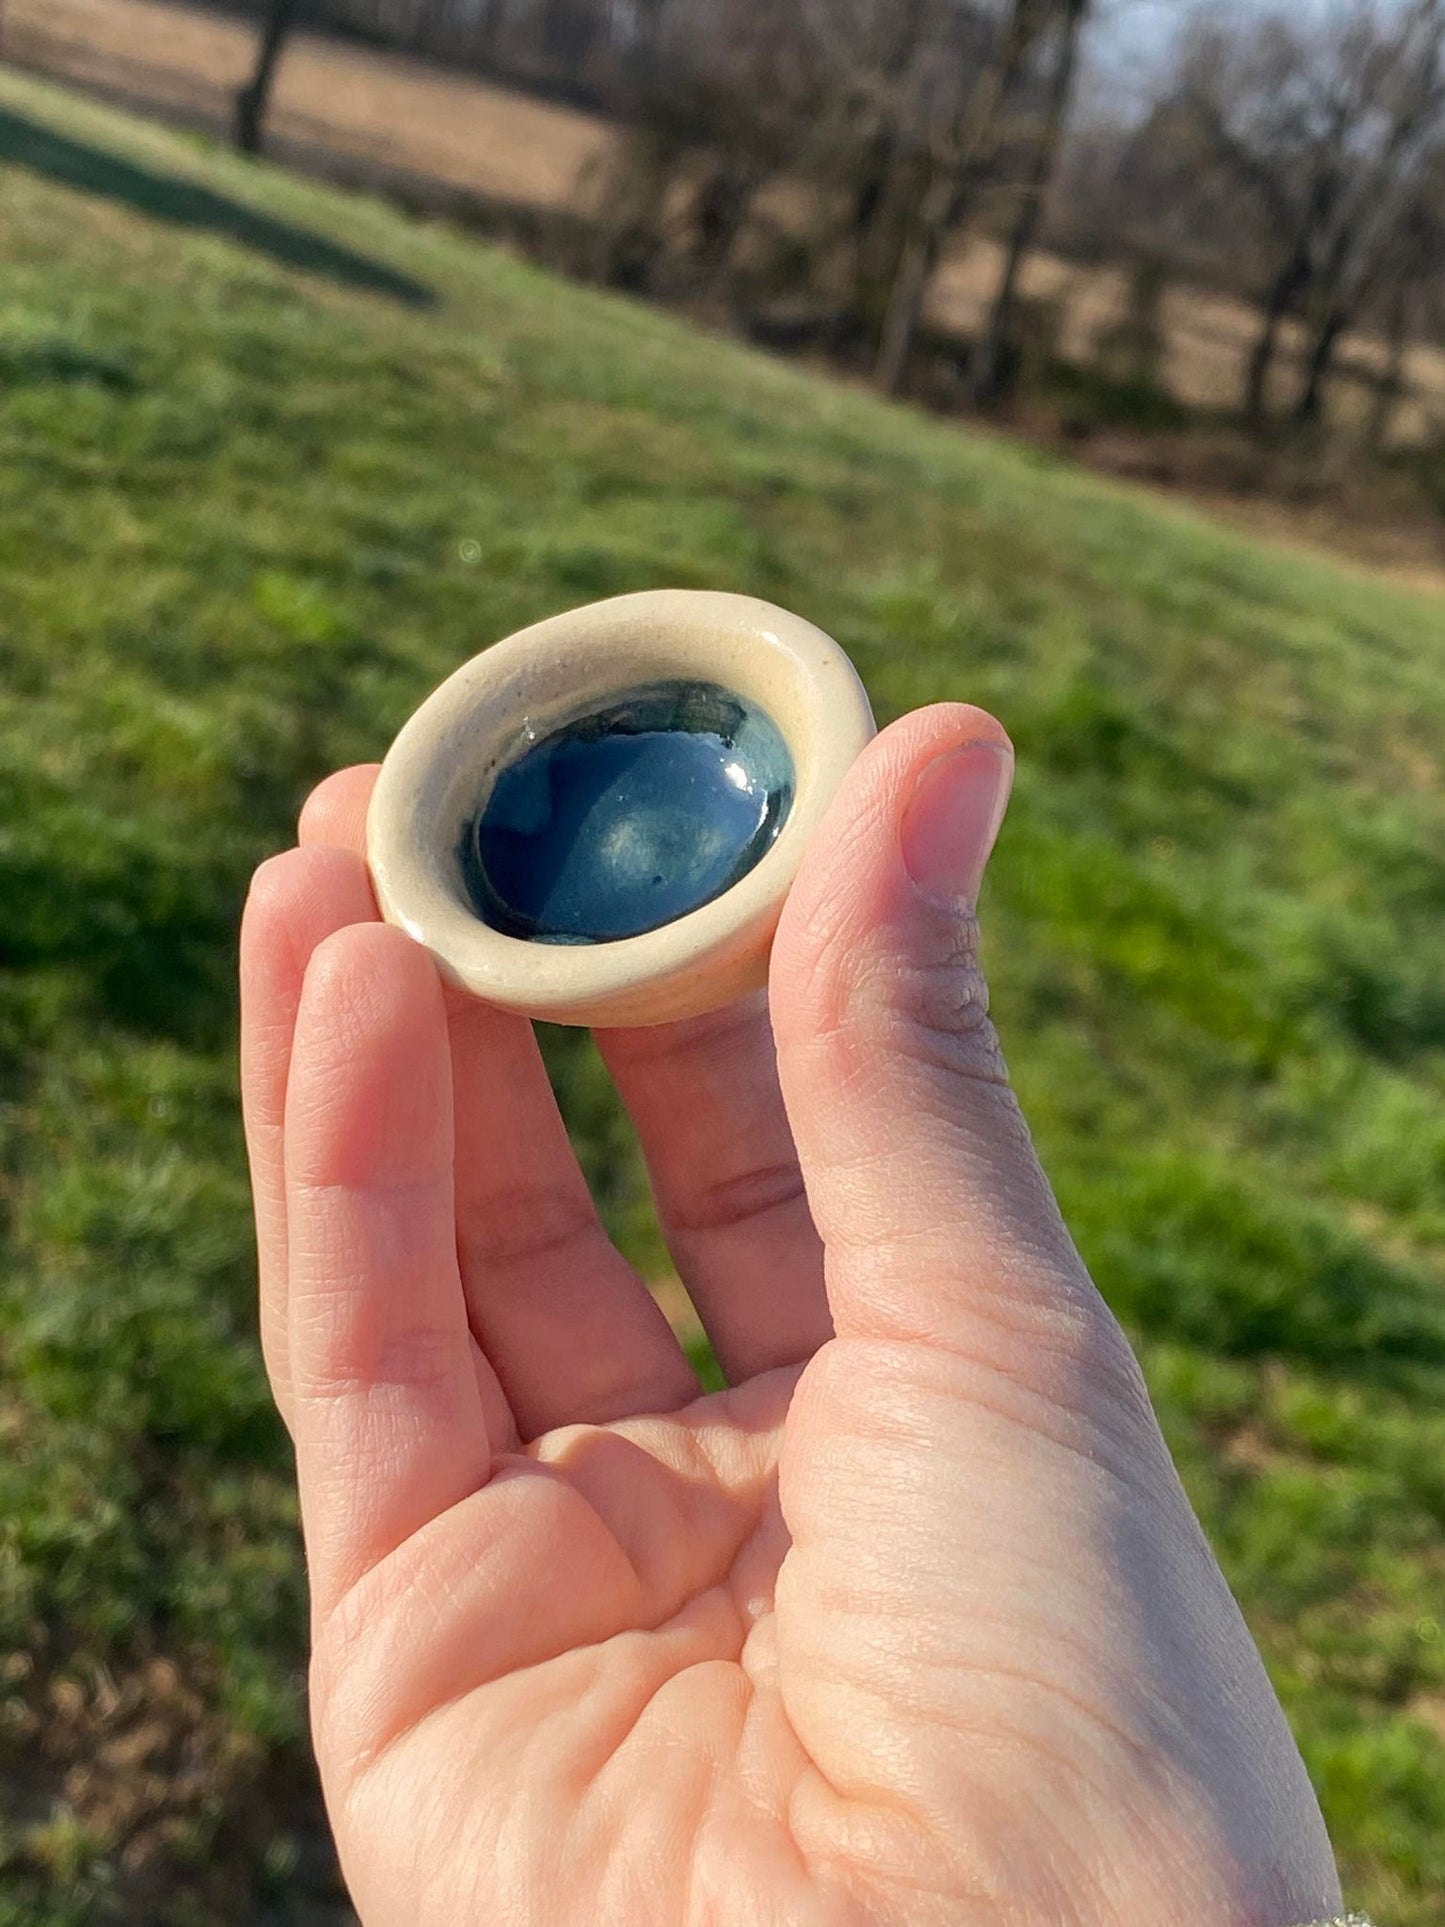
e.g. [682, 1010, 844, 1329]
[241, 707, 1341, 1927]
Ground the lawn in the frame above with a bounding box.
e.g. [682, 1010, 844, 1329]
[1, 64, 1444, 1927]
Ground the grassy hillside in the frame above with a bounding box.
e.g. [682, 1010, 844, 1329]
[2, 66, 1444, 1926]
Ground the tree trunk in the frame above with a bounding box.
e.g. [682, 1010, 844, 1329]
[1362, 284, 1411, 456]
[971, 0, 1087, 408]
[593, 128, 681, 292]
[1244, 247, 1307, 427]
[850, 126, 897, 255]
[474, 0, 506, 59]
[235, 0, 299, 156]
[842, 0, 927, 331]
[411, 0, 450, 55]
[874, 168, 953, 396]
[540, 0, 601, 76]
[873, 0, 1043, 397]
[1293, 301, 1349, 426]
[849, 136, 926, 349]
[688, 156, 759, 278]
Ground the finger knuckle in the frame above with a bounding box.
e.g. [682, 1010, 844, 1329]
[665, 1159, 808, 1236]
[457, 1184, 599, 1272]
[853, 910, 1007, 1089]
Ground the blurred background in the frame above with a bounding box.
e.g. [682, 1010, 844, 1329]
[0, 1, 1443, 1921]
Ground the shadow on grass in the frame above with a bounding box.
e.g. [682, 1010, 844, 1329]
[0, 106, 435, 307]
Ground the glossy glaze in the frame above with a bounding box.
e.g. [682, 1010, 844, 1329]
[465, 681, 794, 942]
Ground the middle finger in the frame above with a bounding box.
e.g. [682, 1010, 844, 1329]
[596, 996, 831, 1382]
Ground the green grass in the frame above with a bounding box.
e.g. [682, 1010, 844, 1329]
[1, 66, 1444, 1925]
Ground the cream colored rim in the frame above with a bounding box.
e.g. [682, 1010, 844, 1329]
[366, 589, 875, 1025]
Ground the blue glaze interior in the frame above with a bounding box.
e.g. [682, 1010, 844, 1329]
[464, 681, 794, 943]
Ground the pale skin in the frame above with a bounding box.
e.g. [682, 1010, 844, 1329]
[240, 704, 1344, 1927]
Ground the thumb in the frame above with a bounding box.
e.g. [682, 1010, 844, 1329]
[768, 705, 1340, 1924]
[771, 702, 1114, 1379]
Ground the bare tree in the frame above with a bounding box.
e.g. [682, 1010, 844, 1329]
[471, 0, 509, 61]
[1291, 5, 1445, 424]
[1164, 1, 1445, 430]
[410, 0, 453, 54]
[569, 0, 1100, 391]
[1356, 141, 1445, 450]
[872, 0, 1055, 395]
[1362, 271, 1414, 452]
[970, 0, 1089, 406]
[235, 0, 299, 155]
[584, 0, 839, 297]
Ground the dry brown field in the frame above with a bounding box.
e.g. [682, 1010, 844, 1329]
[4, 0, 611, 206]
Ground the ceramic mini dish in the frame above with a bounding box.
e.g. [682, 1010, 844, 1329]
[366, 588, 876, 1027]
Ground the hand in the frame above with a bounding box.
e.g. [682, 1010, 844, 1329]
[241, 705, 1342, 1927]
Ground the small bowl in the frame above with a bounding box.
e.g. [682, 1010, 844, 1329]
[366, 589, 875, 1027]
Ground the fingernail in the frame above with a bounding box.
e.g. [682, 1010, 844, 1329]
[901, 742, 1013, 907]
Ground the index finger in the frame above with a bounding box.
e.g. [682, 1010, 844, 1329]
[240, 842, 380, 1429]
[298, 763, 380, 852]
[284, 922, 492, 1615]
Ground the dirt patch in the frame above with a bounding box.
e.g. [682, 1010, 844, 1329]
[1, 1647, 352, 1922]
[1061, 426, 1445, 597]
